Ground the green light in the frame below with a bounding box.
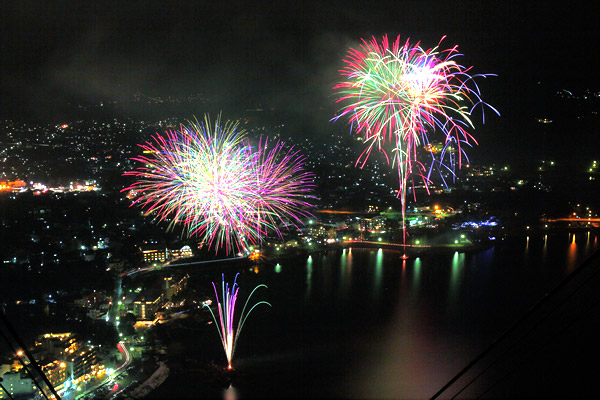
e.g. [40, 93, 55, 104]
[415, 240, 420, 245]
[455, 240, 458, 244]
[378, 237, 382, 242]
[460, 234, 465, 238]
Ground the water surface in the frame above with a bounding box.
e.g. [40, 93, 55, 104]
[150, 231, 599, 399]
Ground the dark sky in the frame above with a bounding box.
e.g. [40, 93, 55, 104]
[1, 0, 599, 164]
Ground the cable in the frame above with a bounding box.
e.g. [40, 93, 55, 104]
[477, 288, 600, 398]
[0, 328, 50, 400]
[0, 379, 16, 400]
[0, 311, 61, 400]
[430, 247, 600, 399]
[450, 248, 600, 399]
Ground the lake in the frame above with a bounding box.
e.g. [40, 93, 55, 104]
[148, 231, 600, 399]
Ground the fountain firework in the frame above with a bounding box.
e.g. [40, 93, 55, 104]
[204, 273, 271, 369]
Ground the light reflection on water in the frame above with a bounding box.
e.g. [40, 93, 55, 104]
[567, 233, 578, 272]
[344, 233, 598, 399]
[339, 246, 353, 299]
[373, 249, 384, 304]
[158, 232, 600, 399]
[223, 384, 237, 400]
[304, 255, 312, 301]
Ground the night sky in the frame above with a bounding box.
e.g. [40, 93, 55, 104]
[2, 0, 599, 165]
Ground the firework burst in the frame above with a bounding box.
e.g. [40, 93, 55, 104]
[123, 115, 315, 254]
[333, 35, 498, 242]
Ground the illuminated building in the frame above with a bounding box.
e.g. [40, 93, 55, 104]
[0, 371, 35, 399]
[32, 332, 102, 388]
[358, 215, 387, 232]
[34, 333, 77, 361]
[163, 277, 173, 300]
[41, 360, 68, 392]
[68, 347, 98, 382]
[140, 245, 168, 263]
[424, 141, 456, 154]
[307, 223, 329, 237]
[163, 275, 189, 301]
[133, 294, 162, 320]
[0, 180, 26, 192]
[168, 245, 193, 259]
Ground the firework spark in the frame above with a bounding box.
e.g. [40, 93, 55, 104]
[333, 35, 498, 243]
[204, 273, 271, 370]
[123, 115, 315, 254]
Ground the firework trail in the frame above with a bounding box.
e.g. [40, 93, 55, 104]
[123, 115, 315, 254]
[333, 35, 498, 243]
[204, 273, 271, 369]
